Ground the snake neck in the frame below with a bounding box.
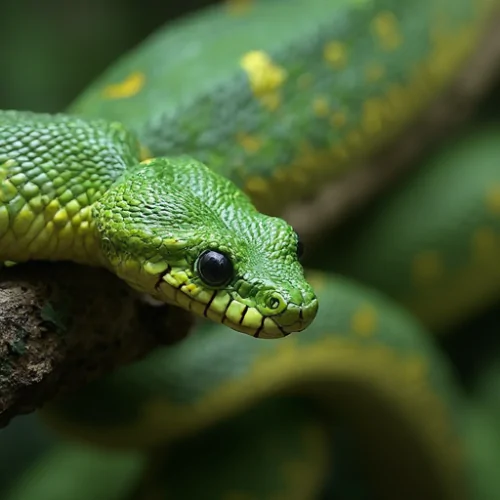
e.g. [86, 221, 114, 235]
[0, 195, 108, 267]
[0, 110, 142, 268]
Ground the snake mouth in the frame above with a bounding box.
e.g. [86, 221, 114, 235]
[153, 270, 313, 339]
[221, 309, 289, 339]
[220, 299, 318, 338]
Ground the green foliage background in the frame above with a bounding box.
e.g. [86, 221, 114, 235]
[0, 0, 219, 112]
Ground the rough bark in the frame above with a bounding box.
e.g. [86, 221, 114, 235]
[0, 263, 192, 427]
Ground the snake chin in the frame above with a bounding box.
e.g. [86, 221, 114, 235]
[150, 271, 318, 339]
[218, 297, 319, 339]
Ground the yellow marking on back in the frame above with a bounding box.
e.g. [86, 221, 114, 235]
[240, 51, 286, 111]
[312, 97, 330, 118]
[102, 71, 145, 99]
[229, 17, 480, 216]
[371, 12, 403, 51]
[236, 132, 262, 154]
[140, 158, 154, 166]
[351, 304, 378, 337]
[412, 250, 444, 286]
[486, 185, 500, 215]
[323, 41, 348, 69]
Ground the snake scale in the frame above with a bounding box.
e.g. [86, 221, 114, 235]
[2, 0, 500, 498]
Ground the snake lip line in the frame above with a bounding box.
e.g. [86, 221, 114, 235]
[251, 314, 282, 339]
[203, 290, 218, 318]
[218, 290, 291, 339]
[152, 268, 291, 338]
[154, 266, 173, 293]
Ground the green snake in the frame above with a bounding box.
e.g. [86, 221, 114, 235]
[3, 0, 500, 498]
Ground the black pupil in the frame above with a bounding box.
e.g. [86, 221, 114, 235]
[297, 238, 304, 260]
[197, 250, 233, 287]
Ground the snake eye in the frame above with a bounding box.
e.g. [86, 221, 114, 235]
[197, 250, 234, 287]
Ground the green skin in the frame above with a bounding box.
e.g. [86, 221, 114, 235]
[70, 0, 489, 213]
[0, 110, 317, 339]
[2, 0, 500, 499]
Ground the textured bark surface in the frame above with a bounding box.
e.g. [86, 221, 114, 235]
[0, 263, 192, 427]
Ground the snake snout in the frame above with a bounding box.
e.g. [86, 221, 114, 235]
[271, 297, 319, 336]
[251, 283, 319, 337]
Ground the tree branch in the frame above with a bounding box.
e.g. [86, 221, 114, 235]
[0, 263, 192, 427]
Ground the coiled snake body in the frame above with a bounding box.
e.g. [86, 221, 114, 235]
[3, 0, 500, 499]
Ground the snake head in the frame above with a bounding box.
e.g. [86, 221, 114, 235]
[93, 156, 318, 338]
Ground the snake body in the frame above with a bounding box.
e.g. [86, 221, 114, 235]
[310, 124, 500, 331]
[0, 110, 317, 338]
[68, 0, 493, 214]
[2, 0, 500, 499]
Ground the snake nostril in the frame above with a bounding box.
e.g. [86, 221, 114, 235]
[262, 291, 287, 314]
[268, 296, 281, 310]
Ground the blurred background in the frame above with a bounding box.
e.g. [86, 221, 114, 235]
[0, 0, 220, 113]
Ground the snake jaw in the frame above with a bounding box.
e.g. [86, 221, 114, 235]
[149, 269, 318, 338]
[220, 297, 319, 338]
[272, 298, 320, 333]
[107, 256, 318, 339]
[93, 157, 319, 337]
